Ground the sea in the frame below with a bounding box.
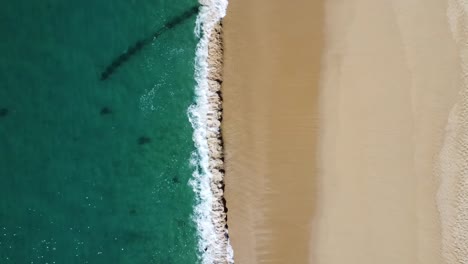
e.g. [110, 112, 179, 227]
[0, 0, 228, 263]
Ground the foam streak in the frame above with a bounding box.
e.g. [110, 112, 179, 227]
[188, 1, 234, 263]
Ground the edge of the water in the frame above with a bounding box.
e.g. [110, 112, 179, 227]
[189, 1, 234, 263]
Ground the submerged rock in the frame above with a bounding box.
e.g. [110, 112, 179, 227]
[0, 108, 8, 117]
[100, 6, 199, 81]
[137, 136, 151, 145]
[100, 107, 112, 115]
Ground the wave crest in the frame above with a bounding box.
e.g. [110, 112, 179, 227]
[188, 1, 234, 263]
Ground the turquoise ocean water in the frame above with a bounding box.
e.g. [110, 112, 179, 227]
[0, 1, 203, 263]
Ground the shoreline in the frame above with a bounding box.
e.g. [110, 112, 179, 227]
[205, 21, 232, 262]
[190, 1, 232, 263]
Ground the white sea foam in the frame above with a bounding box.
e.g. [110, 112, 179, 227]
[140, 83, 163, 114]
[188, 0, 234, 263]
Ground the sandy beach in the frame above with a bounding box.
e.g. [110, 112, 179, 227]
[313, 0, 459, 263]
[222, 0, 463, 263]
[222, 0, 322, 263]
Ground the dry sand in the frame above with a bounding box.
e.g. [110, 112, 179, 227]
[436, 1, 468, 262]
[313, 0, 460, 264]
[222, 0, 322, 263]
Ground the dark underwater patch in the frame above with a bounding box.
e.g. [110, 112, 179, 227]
[100, 6, 199, 81]
[100, 107, 112, 115]
[137, 136, 151, 145]
[0, 108, 9, 117]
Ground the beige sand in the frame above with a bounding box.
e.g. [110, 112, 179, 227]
[436, 1, 468, 263]
[313, 0, 460, 263]
[222, 0, 322, 263]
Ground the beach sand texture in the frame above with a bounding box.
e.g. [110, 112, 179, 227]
[314, 0, 459, 264]
[437, 1, 468, 263]
[222, 0, 464, 263]
[222, 0, 322, 263]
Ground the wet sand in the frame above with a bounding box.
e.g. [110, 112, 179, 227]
[313, 0, 459, 263]
[222, 0, 322, 263]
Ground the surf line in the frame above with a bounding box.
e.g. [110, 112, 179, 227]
[99, 6, 199, 81]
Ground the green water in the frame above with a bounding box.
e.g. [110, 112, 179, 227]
[0, 0, 201, 263]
